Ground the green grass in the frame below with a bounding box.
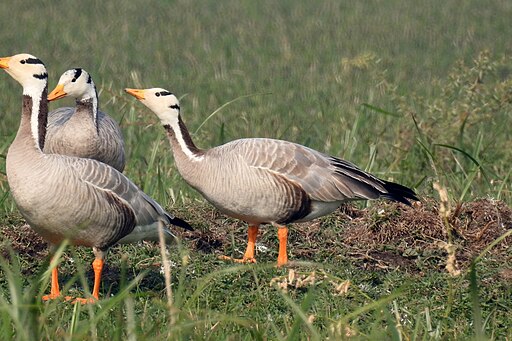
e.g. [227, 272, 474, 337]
[1, 204, 511, 340]
[0, 0, 511, 339]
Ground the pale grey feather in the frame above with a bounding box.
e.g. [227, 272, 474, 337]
[44, 68, 125, 172]
[126, 88, 417, 226]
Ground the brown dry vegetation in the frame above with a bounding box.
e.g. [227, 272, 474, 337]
[4, 198, 509, 278]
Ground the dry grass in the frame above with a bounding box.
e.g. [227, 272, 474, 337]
[2, 198, 510, 277]
[170, 199, 512, 271]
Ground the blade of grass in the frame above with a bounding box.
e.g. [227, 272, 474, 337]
[275, 289, 320, 341]
[337, 289, 405, 325]
[361, 103, 401, 117]
[469, 262, 484, 340]
[193, 93, 271, 136]
[434, 143, 488, 182]
[496, 169, 511, 201]
[473, 229, 512, 264]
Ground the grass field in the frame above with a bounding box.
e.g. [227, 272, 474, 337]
[0, 0, 511, 339]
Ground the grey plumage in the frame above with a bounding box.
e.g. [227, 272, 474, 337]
[45, 68, 125, 172]
[169, 136, 417, 224]
[1, 54, 190, 301]
[125, 87, 418, 266]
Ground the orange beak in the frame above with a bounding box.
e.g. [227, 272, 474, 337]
[125, 88, 145, 100]
[0, 56, 11, 69]
[48, 84, 67, 101]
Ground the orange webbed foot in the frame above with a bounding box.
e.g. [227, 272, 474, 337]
[42, 293, 74, 302]
[72, 296, 98, 305]
[218, 255, 257, 264]
[42, 293, 61, 301]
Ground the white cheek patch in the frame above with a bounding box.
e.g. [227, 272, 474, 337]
[160, 115, 174, 127]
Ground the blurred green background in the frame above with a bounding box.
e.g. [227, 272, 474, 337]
[0, 0, 511, 207]
[0, 1, 511, 339]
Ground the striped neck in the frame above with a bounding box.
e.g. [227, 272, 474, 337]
[164, 114, 204, 162]
[76, 96, 98, 131]
[23, 86, 48, 151]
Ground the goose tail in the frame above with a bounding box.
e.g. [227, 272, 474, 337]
[165, 213, 193, 231]
[380, 180, 419, 206]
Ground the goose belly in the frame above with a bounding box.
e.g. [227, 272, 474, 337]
[188, 165, 313, 224]
[295, 200, 342, 222]
[7, 164, 132, 248]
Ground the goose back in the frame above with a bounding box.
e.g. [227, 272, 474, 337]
[8, 146, 174, 248]
[45, 68, 125, 172]
[44, 106, 126, 171]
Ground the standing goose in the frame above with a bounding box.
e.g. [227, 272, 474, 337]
[45, 68, 125, 172]
[125, 87, 418, 267]
[0, 54, 192, 303]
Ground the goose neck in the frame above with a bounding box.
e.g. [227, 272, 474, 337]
[21, 86, 48, 151]
[75, 97, 98, 129]
[164, 114, 204, 162]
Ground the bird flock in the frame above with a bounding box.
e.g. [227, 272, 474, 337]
[0, 53, 418, 303]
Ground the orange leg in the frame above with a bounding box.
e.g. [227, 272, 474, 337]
[219, 224, 259, 264]
[74, 248, 105, 304]
[276, 225, 289, 267]
[242, 225, 259, 262]
[42, 263, 61, 301]
[91, 258, 104, 300]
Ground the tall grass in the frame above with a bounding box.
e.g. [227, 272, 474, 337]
[1, 237, 510, 339]
[1, 0, 511, 206]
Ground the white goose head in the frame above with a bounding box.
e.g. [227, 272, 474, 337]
[0, 53, 49, 150]
[48, 68, 96, 102]
[125, 87, 203, 161]
[0, 53, 48, 96]
[125, 88, 180, 126]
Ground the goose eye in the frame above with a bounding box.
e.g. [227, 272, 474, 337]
[72, 68, 82, 82]
[156, 93, 160, 97]
[20, 60, 26, 64]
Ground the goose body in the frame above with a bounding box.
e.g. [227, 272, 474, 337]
[171, 137, 413, 224]
[0, 55, 191, 302]
[126, 87, 418, 266]
[44, 68, 125, 172]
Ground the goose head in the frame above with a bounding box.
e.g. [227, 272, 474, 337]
[48, 68, 96, 102]
[125, 88, 180, 126]
[0, 53, 48, 95]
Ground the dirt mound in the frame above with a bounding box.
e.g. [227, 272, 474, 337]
[339, 198, 511, 270]
[172, 197, 511, 273]
[1, 198, 510, 275]
[0, 219, 49, 274]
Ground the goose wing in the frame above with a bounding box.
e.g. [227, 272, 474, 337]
[44, 107, 74, 150]
[96, 110, 126, 172]
[232, 138, 416, 204]
[47, 106, 74, 128]
[69, 158, 191, 230]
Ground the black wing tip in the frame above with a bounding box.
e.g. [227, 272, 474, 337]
[382, 180, 419, 206]
[167, 215, 194, 231]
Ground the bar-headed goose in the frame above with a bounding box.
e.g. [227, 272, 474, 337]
[45, 68, 125, 172]
[0, 54, 192, 303]
[126, 87, 418, 267]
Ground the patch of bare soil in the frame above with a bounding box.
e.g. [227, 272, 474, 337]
[1, 198, 510, 275]
[173, 203, 237, 254]
[0, 223, 47, 259]
[0, 219, 49, 274]
[174, 197, 511, 273]
[337, 198, 511, 271]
